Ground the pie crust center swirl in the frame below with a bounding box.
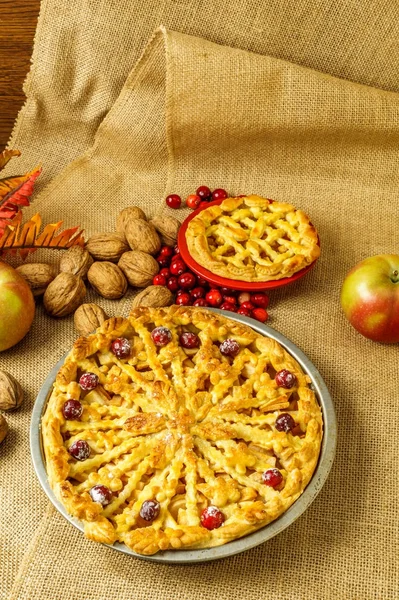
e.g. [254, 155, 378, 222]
[42, 306, 323, 555]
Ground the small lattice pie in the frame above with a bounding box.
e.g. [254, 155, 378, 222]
[42, 306, 323, 555]
[186, 195, 320, 281]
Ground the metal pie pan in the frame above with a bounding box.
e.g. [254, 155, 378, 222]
[30, 308, 337, 564]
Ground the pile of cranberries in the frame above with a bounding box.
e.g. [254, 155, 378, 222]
[165, 185, 228, 211]
[153, 245, 269, 323]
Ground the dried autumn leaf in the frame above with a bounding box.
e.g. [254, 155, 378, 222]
[0, 149, 21, 171]
[0, 212, 85, 260]
[0, 167, 42, 234]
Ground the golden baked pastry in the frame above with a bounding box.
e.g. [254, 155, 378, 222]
[42, 306, 323, 555]
[186, 195, 320, 281]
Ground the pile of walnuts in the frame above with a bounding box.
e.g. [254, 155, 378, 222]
[16, 207, 180, 335]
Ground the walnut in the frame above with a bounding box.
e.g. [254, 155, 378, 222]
[130, 285, 173, 309]
[43, 273, 86, 317]
[116, 206, 147, 234]
[0, 371, 23, 411]
[150, 215, 180, 247]
[86, 233, 129, 262]
[60, 246, 93, 279]
[124, 219, 161, 255]
[87, 262, 127, 299]
[118, 251, 159, 288]
[0, 414, 8, 444]
[16, 263, 57, 297]
[74, 303, 108, 336]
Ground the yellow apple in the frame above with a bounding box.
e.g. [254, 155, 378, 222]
[0, 261, 35, 351]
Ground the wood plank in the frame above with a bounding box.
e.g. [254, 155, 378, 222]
[0, 0, 40, 149]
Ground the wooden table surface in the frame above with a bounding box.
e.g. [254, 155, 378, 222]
[0, 0, 40, 149]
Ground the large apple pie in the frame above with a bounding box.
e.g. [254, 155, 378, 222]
[186, 195, 320, 281]
[42, 306, 323, 555]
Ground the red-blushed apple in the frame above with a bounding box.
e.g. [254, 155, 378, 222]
[0, 261, 35, 351]
[340, 254, 399, 343]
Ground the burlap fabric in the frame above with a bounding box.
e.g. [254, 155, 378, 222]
[1, 1, 399, 598]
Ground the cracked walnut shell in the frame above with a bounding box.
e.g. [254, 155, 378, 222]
[86, 233, 129, 262]
[44, 273, 86, 317]
[16, 263, 57, 296]
[74, 303, 108, 336]
[0, 371, 23, 411]
[150, 215, 180, 247]
[118, 251, 159, 287]
[124, 219, 161, 255]
[87, 262, 127, 299]
[130, 285, 173, 308]
[60, 246, 94, 279]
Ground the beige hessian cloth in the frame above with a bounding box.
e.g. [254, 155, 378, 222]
[1, 1, 399, 598]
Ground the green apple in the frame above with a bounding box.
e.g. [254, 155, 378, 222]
[0, 261, 35, 351]
[340, 254, 399, 343]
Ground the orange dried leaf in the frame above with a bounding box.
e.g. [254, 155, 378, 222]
[0, 166, 42, 233]
[0, 212, 85, 259]
[0, 149, 21, 171]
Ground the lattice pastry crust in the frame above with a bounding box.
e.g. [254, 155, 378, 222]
[186, 195, 320, 281]
[42, 306, 323, 555]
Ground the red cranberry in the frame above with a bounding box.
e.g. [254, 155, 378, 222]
[90, 484, 113, 506]
[275, 413, 296, 432]
[191, 286, 206, 299]
[171, 253, 181, 262]
[205, 289, 223, 307]
[196, 185, 212, 200]
[170, 259, 186, 276]
[180, 332, 200, 349]
[220, 287, 236, 295]
[165, 194, 181, 209]
[275, 369, 297, 389]
[186, 194, 201, 209]
[238, 292, 251, 305]
[159, 267, 171, 279]
[220, 338, 240, 357]
[159, 246, 174, 258]
[251, 293, 269, 308]
[151, 326, 172, 347]
[193, 298, 208, 307]
[68, 440, 90, 461]
[196, 275, 209, 287]
[262, 469, 283, 488]
[237, 307, 251, 317]
[240, 301, 254, 311]
[156, 256, 170, 269]
[111, 337, 131, 359]
[211, 188, 228, 201]
[79, 372, 99, 391]
[251, 308, 268, 322]
[62, 399, 83, 420]
[219, 302, 236, 312]
[223, 295, 237, 305]
[140, 499, 161, 521]
[167, 276, 179, 292]
[153, 274, 167, 286]
[173, 245, 180, 255]
[175, 292, 191, 306]
[200, 506, 224, 530]
[176, 288, 186, 296]
[199, 201, 210, 210]
[178, 272, 196, 290]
